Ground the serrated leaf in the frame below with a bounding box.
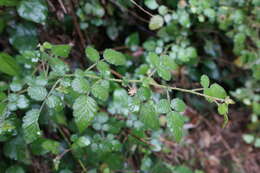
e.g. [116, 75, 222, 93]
[73, 96, 98, 132]
[218, 103, 228, 115]
[167, 111, 184, 142]
[22, 109, 41, 143]
[27, 86, 47, 101]
[147, 52, 159, 67]
[91, 80, 110, 101]
[171, 98, 186, 112]
[156, 99, 171, 114]
[49, 58, 69, 76]
[71, 77, 90, 94]
[85, 46, 100, 62]
[0, 53, 20, 76]
[136, 87, 151, 101]
[200, 75, 210, 88]
[103, 49, 126, 66]
[18, 0, 48, 24]
[157, 67, 171, 81]
[46, 95, 62, 110]
[51, 44, 72, 58]
[149, 15, 164, 30]
[140, 102, 159, 130]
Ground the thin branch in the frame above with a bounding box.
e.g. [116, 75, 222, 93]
[130, 0, 154, 17]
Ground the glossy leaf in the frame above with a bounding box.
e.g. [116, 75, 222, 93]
[85, 46, 100, 62]
[71, 77, 90, 94]
[140, 102, 159, 130]
[167, 111, 185, 142]
[103, 49, 126, 66]
[27, 86, 47, 101]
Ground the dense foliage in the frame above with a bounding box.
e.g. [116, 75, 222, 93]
[0, 0, 259, 172]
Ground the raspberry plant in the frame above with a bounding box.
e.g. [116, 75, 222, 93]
[0, 0, 259, 172]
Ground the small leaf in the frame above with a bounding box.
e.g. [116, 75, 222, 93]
[73, 96, 98, 132]
[157, 67, 171, 81]
[22, 109, 41, 143]
[218, 103, 228, 115]
[27, 86, 47, 101]
[0, 53, 20, 76]
[51, 44, 72, 58]
[242, 134, 254, 144]
[6, 165, 25, 173]
[42, 139, 60, 154]
[140, 102, 159, 130]
[149, 15, 164, 30]
[161, 55, 178, 70]
[136, 87, 151, 101]
[103, 49, 126, 66]
[91, 80, 110, 101]
[147, 52, 159, 67]
[145, 0, 159, 10]
[49, 58, 69, 76]
[71, 77, 90, 94]
[204, 83, 227, 102]
[254, 138, 260, 148]
[156, 99, 171, 114]
[171, 98, 186, 112]
[200, 75, 210, 88]
[85, 46, 100, 62]
[167, 111, 185, 142]
[18, 0, 48, 24]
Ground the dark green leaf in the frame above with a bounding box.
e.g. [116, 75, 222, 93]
[103, 49, 126, 66]
[73, 96, 98, 132]
[140, 102, 159, 130]
[0, 53, 20, 76]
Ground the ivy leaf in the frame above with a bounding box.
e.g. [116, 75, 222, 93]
[140, 102, 159, 130]
[167, 111, 185, 142]
[200, 75, 210, 88]
[149, 15, 164, 30]
[91, 80, 110, 101]
[204, 83, 227, 102]
[71, 77, 90, 94]
[171, 98, 186, 112]
[22, 109, 41, 144]
[156, 99, 171, 114]
[27, 86, 47, 101]
[103, 49, 126, 66]
[18, 0, 48, 24]
[51, 45, 72, 58]
[85, 46, 100, 62]
[0, 53, 20, 76]
[73, 96, 98, 132]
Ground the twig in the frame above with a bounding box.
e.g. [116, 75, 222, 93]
[130, 0, 154, 17]
[58, 0, 68, 14]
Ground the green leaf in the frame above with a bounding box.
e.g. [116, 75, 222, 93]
[218, 103, 228, 115]
[0, 53, 20, 76]
[157, 67, 171, 81]
[18, 0, 48, 24]
[171, 98, 186, 112]
[6, 165, 25, 173]
[85, 46, 100, 62]
[71, 77, 90, 94]
[0, 0, 19, 6]
[204, 83, 227, 102]
[73, 96, 98, 132]
[242, 134, 254, 144]
[42, 139, 60, 154]
[51, 45, 72, 58]
[167, 111, 185, 142]
[156, 99, 171, 114]
[49, 58, 69, 76]
[147, 52, 159, 67]
[22, 109, 41, 143]
[136, 87, 151, 101]
[254, 138, 260, 148]
[145, 0, 159, 10]
[149, 15, 164, 30]
[200, 75, 210, 88]
[103, 49, 126, 66]
[9, 23, 38, 52]
[27, 86, 47, 101]
[140, 102, 159, 130]
[46, 95, 62, 110]
[125, 32, 140, 50]
[3, 136, 30, 164]
[161, 55, 178, 70]
[91, 80, 110, 101]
